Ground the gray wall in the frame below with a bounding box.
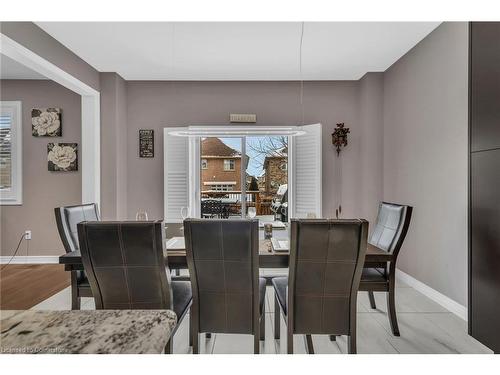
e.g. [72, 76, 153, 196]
[0, 80, 82, 256]
[0, 22, 100, 91]
[383, 22, 469, 305]
[125, 80, 384, 222]
[100, 72, 128, 220]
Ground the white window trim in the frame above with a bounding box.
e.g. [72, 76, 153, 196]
[166, 124, 321, 221]
[0, 101, 22, 205]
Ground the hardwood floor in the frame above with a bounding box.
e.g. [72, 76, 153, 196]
[0, 264, 70, 310]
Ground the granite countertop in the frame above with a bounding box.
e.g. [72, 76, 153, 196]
[0, 309, 177, 354]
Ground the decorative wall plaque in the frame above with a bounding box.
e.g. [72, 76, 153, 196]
[32, 108, 62, 137]
[331, 122, 350, 156]
[139, 129, 154, 158]
[48, 143, 78, 171]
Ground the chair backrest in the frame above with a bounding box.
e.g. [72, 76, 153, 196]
[369, 202, 413, 258]
[183, 219, 259, 334]
[77, 221, 173, 310]
[288, 219, 368, 335]
[54, 203, 100, 253]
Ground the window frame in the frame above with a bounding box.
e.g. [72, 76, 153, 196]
[0, 101, 23, 205]
[223, 158, 235, 171]
[201, 158, 208, 169]
[213, 184, 234, 192]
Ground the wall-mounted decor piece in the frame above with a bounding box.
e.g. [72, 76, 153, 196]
[32, 108, 62, 137]
[332, 122, 350, 219]
[48, 143, 78, 172]
[331, 122, 350, 156]
[139, 129, 154, 158]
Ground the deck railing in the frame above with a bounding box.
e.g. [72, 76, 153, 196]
[201, 190, 272, 215]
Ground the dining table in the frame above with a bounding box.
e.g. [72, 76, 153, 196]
[59, 221, 392, 292]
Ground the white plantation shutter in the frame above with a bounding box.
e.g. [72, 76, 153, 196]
[0, 101, 22, 205]
[188, 136, 201, 218]
[164, 127, 189, 222]
[0, 115, 12, 188]
[291, 123, 322, 218]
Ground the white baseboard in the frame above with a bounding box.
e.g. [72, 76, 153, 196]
[396, 268, 468, 321]
[0, 256, 59, 264]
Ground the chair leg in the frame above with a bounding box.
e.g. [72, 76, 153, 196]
[191, 306, 199, 354]
[329, 335, 337, 341]
[347, 335, 356, 354]
[260, 303, 265, 341]
[368, 291, 377, 309]
[287, 327, 293, 354]
[254, 333, 260, 354]
[274, 296, 280, 340]
[189, 311, 193, 347]
[165, 337, 173, 354]
[387, 287, 400, 336]
[71, 272, 80, 310]
[71, 295, 80, 310]
[206, 333, 212, 339]
[348, 304, 357, 354]
[192, 333, 199, 354]
[304, 335, 314, 354]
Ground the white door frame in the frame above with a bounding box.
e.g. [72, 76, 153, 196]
[0, 34, 100, 206]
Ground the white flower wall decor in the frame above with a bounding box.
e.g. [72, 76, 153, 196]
[48, 143, 78, 172]
[32, 108, 62, 136]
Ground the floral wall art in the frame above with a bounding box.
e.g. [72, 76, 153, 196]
[47, 143, 78, 172]
[32, 108, 62, 137]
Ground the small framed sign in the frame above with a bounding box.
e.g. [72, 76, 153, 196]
[139, 129, 154, 158]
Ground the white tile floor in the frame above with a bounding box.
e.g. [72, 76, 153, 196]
[31, 270, 492, 354]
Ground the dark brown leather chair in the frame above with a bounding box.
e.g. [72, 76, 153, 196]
[359, 202, 413, 336]
[54, 203, 100, 309]
[183, 219, 266, 354]
[272, 219, 368, 354]
[77, 220, 192, 353]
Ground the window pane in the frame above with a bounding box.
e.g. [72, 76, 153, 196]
[223, 159, 235, 171]
[0, 115, 12, 190]
[200, 137, 242, 218]
[246, 136, 288, 222]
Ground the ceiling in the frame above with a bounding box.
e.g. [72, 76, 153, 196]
[36, 22, 440, 81]
[1, 54, 48, 79]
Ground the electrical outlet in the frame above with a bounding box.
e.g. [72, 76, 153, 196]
[25, 230, 32, 240]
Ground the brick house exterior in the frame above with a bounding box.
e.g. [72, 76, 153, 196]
[261, 146, 288, 196]
[201, 138, 247, 192]
[263, 156, 288, 195]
